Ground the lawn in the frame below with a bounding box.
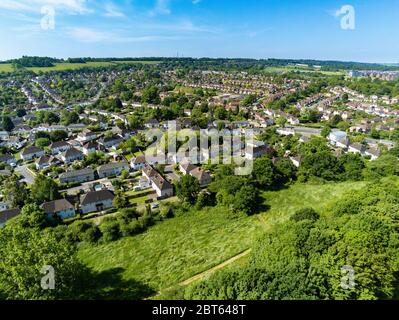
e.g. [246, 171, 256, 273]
[0, 64, 14, 73]
[0, 60, 161, 74]
[78, 180, 366, 299]
[78, 206, 263, 295]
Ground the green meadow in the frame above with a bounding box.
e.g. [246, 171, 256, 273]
[78, 180, 365, 299]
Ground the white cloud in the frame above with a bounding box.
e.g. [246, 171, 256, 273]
[149, 0, 171, 16]
[0, 0, 90, 14]
[104, 2, 125, 17]
[66, 27, 181, 43]
[192, 0, 201, 4]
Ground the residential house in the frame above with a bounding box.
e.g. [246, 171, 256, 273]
[82, 141, 100, 155]
[365, 147, 381, 161]
[50, 141, 71, 155]
[80, 190, 115, 215]
[98, 135, 123, 149]
[0, 208, 20, 227]
[290, 156, 302, 168]
[76, 129, 97, 143]
[97, 161, 130, 178]
[142, 165, 173, 198]
[189, 167, 212, 185]
[21, 146, 45, 161]
[36, 155, 60, 170]
[144, 119, 160, 129]
[0, 154, 17, 167]
[130, 155, 147, 171]
[328, 131, 349, 149]
[60, 147, 84, 163]
[42, 199, 76, 220]
[348, 143, 366, 155]
[179, 162, 197, 175]
[59, 168, 95, 184]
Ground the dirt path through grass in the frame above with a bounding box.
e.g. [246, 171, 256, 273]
[150, 249, 251, 299]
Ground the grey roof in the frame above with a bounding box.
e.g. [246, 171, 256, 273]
[22, 146, 42, 155]
[60, 168, 95, 179]
[80, 190, 114, 206]
[98, 161, 129, 172]
[0, 208, 20, 224]
[42, 199, 74, 214]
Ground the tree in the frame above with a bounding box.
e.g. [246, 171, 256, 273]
[176, 174, 200, 204]
[290, 207, 320, 222]
[0, 226, 86, 299]
[141, 85, 160, 104]
[1, 116, 14, 132]
[233, 185, 260, 215]
[35, 137, 51, 148]
[113, 192, 129, 210]
[252, 156, 275, 188]
[99, 218, 121, 242]
[16, 203, 47, 229]
[321, 125, 332, 138]
[2, 175, 28, 208]
[50, 130, 68, 142]
[60, 110, 79, 125]
[31, 175, 60, 204]
[298, 150, 340, 181]
[16, 108, 26, 117]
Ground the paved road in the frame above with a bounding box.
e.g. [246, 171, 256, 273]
[15, 165, 36, 185]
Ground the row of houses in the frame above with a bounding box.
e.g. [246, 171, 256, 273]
[59, 161, 130, 184]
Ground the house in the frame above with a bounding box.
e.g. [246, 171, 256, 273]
[0, 154, 17, 167]
[2, 136, 26, 149]
[98, 135, 123, 149]
[130, 155, 147, 171]
[80, 190, 115, 215]
[50, 141, 71, 155]
[97, 161, 130, 178]
[0, 208, 20, 227]
[365, 147, 381, 161]
[290, 156, 302, 168]
[76, 129, 97, 143]
[179, 162, 197, 175]
[189, 167, 212, 185]
[36, 155, 60, 170]
[142, 165, 173, 198]
[328, 131, 349, 149]
[144, 119, 159, 129]
[82, 141, 100, 155]
[42, 199, 76, 220]
[60, 147, 84, 163]
[21, 146, 45, 161]
[348, 143, 366, 155]
[59, 168, 95, 184]
[245, 141, 271, 160]
[0, 131, 10, 141]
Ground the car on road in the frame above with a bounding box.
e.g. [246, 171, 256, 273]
[151, 202, 160, 210]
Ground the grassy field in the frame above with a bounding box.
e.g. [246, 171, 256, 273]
[0, 64, 14, 72]
[78, 180, 365, 299]
[0, 60, 161, 74]
[263, 65, 345, 76]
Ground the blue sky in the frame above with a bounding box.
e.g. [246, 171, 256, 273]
[1, 0, 399, 62]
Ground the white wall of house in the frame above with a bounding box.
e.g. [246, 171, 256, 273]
[81, 199, 113, 215]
